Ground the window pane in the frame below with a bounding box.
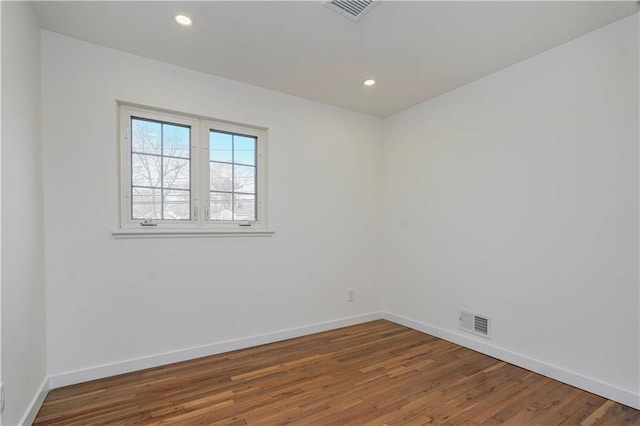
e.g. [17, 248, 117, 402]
[210, 162, 233, 191]
[234, 165, 255, 194]
[164, 157, 190, 190]
[163, 190, 190, 220]
[132, 187, 161, 219]
[163, 124, 190, 159]
[210, 192, 233, 221]
[210, 131, 233, 163]
[234, 135, 256, 166]
[132, 119, 161, 154]
[123, 106, 265, 228]
[132, 153, 161, 187]
[234, 194, 255, 221]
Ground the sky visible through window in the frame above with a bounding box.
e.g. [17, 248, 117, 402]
[130, 118, 191, 220]
[129, 118, 258, 222]
[209, 130, 257, 221]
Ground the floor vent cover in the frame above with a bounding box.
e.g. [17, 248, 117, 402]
[459, 310, 491, 338]
[325, 0, 377, 22]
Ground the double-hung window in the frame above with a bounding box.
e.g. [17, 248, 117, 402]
[116, 103, 269, 237]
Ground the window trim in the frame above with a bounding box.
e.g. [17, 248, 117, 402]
[114, 102, 272, 238]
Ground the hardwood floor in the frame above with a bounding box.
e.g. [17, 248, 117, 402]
[34, 320, 639, 425]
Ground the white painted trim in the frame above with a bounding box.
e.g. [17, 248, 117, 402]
[49, 312, 383, 389]
[18, 377, 49, 426]
[112, 228, 274, 239]
[382, 312, 640, 410]
[45, 311, 639, 412]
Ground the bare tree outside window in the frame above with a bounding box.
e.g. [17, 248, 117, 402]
[131, 118, 191, 220]
[120, 104, 267, 233]
[209, 130, 257, 221]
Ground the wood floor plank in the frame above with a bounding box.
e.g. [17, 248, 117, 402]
[33, 320, 640, 425]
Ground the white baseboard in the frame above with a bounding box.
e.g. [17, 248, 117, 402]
[381, 312, 640, 410]
[42, 310, 640, 416]
[18, 376, 49, 426]
[48, 312, 383, 390]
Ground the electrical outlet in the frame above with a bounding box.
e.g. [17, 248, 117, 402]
[1, 382, 5, 411]
[348, 289, 355, 302]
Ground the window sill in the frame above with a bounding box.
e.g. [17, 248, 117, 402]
[112, 228, 275, 239]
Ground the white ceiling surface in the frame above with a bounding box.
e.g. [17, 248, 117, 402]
[33, 1, 639, 118]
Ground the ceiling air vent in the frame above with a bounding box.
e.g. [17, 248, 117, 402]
[459, 310, 491, 339]
[325, 0, 377, 22]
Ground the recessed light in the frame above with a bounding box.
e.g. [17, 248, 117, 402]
[363, 79, 376, 86]
[174, 14, 193, 27]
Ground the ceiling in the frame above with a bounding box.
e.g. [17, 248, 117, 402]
[32, 1, 639, 118]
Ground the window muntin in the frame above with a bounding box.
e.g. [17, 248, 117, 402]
[208, 130, 257, 222]
[119, 103, 268, 234]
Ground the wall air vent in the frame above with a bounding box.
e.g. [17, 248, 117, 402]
[459, 310, 491, 339]
[325, 0, 377, 22]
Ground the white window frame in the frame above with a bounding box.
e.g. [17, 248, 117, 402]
[114, 102, 272, 238]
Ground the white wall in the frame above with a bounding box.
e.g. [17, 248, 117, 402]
[41, 32, 384, 378]
[1, 2, 48, 425]
[35, 8, 640, 412]
[383, 12, 639, 403]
